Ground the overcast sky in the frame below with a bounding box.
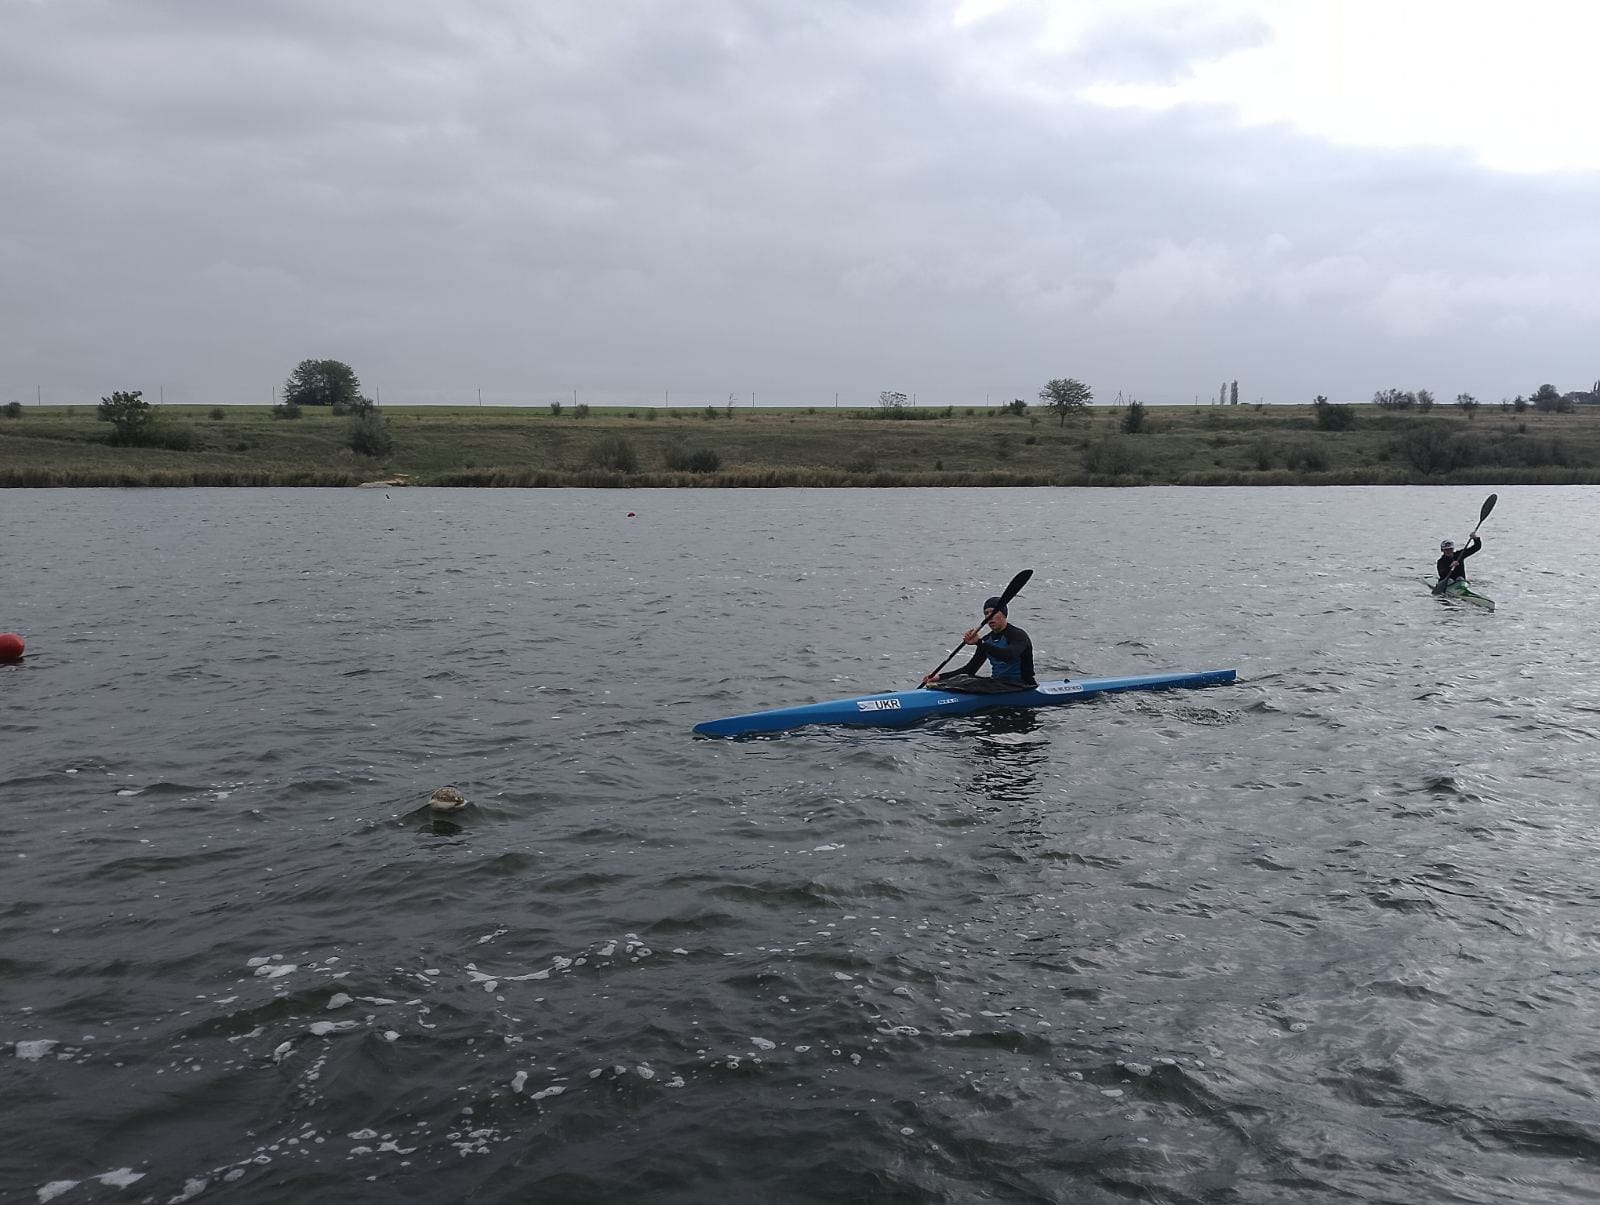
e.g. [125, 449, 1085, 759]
[5, 0, 1598, 407]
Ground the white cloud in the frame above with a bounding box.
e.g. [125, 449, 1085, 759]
[1074, 0, 1600, 173]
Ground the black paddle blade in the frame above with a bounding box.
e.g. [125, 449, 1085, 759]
[1479, 494, 1497, 523]
[996, 568, 1033, 608]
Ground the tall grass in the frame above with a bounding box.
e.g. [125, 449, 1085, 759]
[6, 402, 1600, 486]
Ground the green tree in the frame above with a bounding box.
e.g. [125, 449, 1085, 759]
[1120, 400, 1147, 433]
[1039, 377, 1092, 426]
[98, 389, 154, 444]
[1400, 425, 1454, 475]
[1374, 388, 1416, 410]
[1229, 380, 1238, 406]
[283, 358, 362, 408]
[1313, 398, 1355, 430]
[349, 410, 392, 457]
[1455, 392, 1479, 418]
[878, 390, 908, 411]
[1531, 383, 1567, 412]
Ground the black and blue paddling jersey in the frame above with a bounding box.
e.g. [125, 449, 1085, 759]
[1437, 534, 1481, 583]
[952, 623, 1035, 684]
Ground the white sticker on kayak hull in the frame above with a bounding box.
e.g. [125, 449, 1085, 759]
[856, 698, 902, 712]
[1037, 682, 1084, 695]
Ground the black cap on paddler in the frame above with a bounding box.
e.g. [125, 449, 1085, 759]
[983, 595, 1007, 615]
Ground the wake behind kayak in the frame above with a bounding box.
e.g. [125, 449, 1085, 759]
[693, 669, 1237, 738]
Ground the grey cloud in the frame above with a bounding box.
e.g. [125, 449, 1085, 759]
[1066, 6, 1272, 85]
[2, 0, 1596, 408]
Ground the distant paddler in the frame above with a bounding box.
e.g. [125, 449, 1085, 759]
[1435, 534, 1482, 588]
[1432, 493, 1495, 594]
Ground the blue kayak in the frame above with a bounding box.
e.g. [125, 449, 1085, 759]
[693, 669, 1237, 737]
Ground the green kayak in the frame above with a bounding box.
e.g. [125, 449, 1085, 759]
[1432, 579, 1495, 611]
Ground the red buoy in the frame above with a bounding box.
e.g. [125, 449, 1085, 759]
[0, 633, 23, 661]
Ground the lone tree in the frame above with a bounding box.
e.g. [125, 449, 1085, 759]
[349, 409, 393, 458]
[1039, 378, 1093, 426]
[284, 358, 362, 408]
[98, 389, 154, 444]
[1531, 383, 1569, 413]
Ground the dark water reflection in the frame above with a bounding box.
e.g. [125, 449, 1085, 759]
[3, 485, 1599, 1204]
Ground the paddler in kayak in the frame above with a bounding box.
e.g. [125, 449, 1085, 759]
[1436, 533, 1482, 588]
[921, 596, 1036, 692]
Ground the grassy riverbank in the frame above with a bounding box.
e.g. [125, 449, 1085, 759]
[4, 401, 1600, 486]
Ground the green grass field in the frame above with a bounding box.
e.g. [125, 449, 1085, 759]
[4, 401, 1599, 486]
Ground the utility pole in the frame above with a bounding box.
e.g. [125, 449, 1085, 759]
[477, 388, 482, 407]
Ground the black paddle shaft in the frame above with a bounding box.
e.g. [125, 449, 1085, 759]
[921, 569, 1033, 683]
[1434, 494, 1497, 593]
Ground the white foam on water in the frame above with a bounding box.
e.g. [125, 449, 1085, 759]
[97, 1169, 144, 1188]
[37, 1181, 78, 1203]
[16, 1040, 59, 1060]
[326, 993, 352, 1010]
[308, 1021, 358, 1037]
[529, 1085, 565, 1101]
[510, 1070, 528, 1093]
[169, 1176, 209, 1203]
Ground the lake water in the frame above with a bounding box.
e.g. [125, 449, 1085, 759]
[3, 485, 1598, 1204]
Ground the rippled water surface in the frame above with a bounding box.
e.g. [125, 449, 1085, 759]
[4, 485, 1599, 1204]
